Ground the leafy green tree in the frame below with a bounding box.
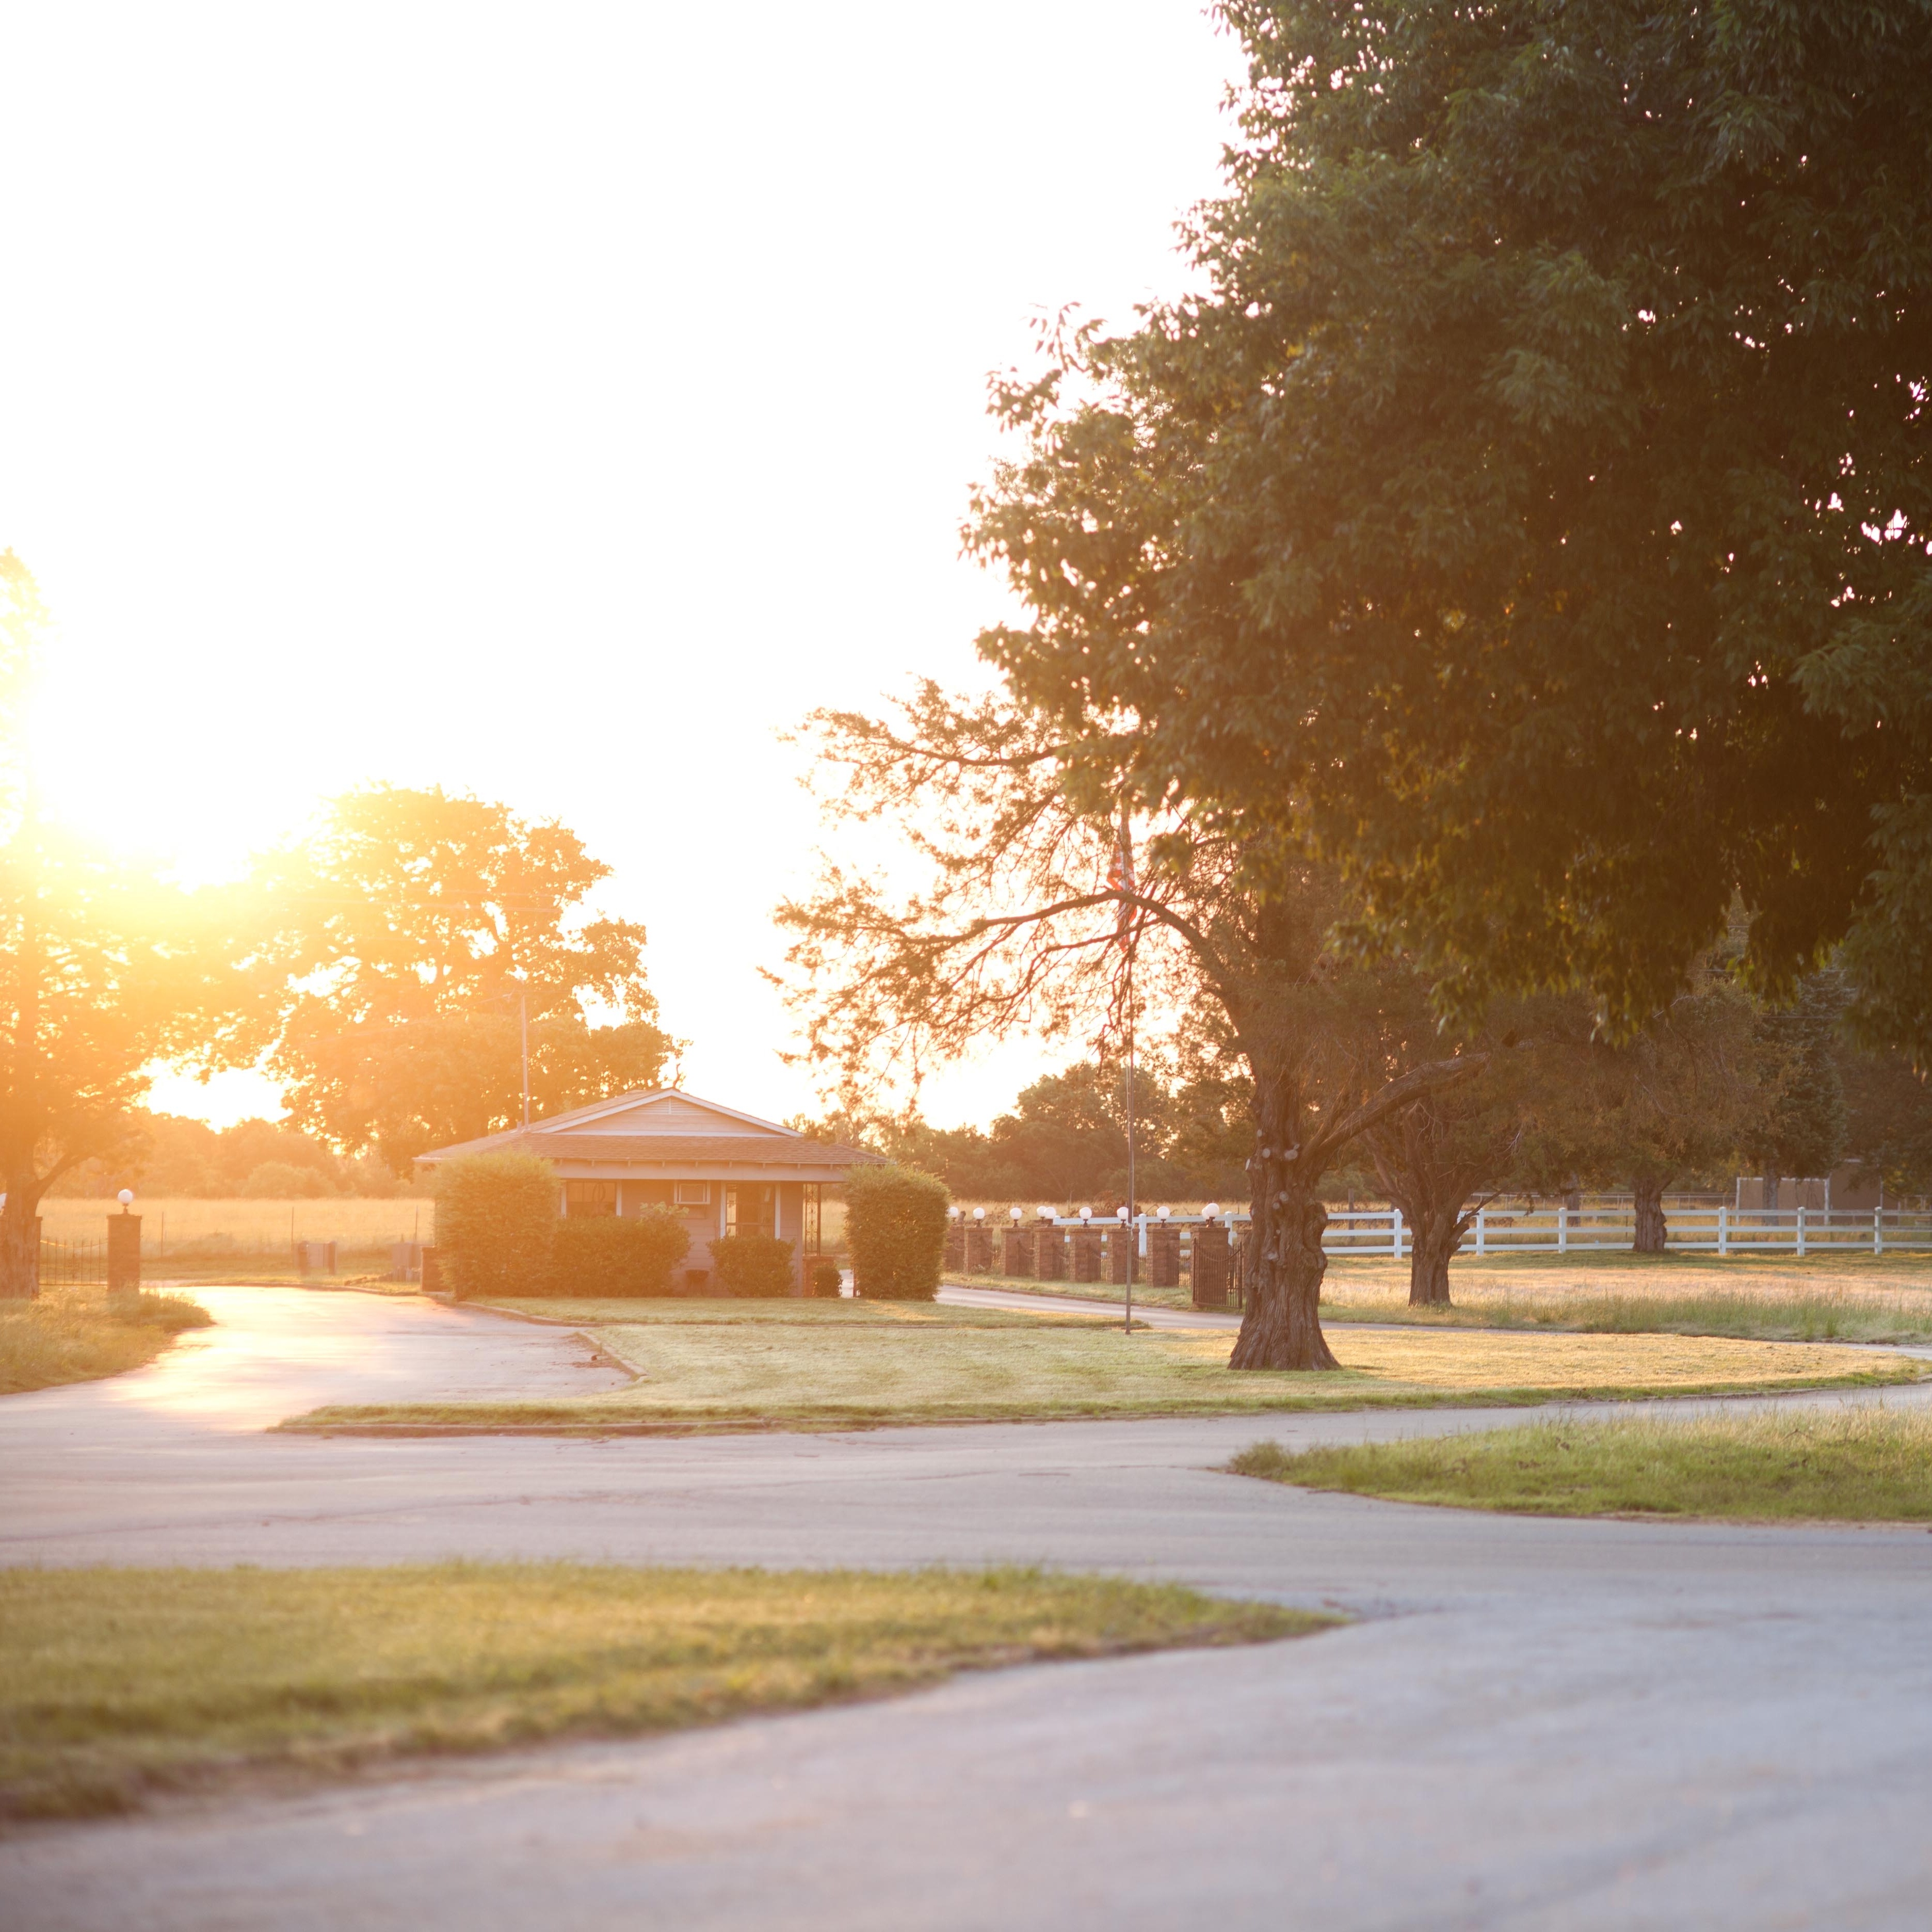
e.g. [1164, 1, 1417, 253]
[260, 785, 679, 1172]
[777, 687, 1480, 1369]
[1838, 1045, 1932, 1199]
[0, 555, 266, 1295]
[1517, 980, 1773, 1246]
[1751, 976, 1850, 1205]
[967, 0, 1932, 1062]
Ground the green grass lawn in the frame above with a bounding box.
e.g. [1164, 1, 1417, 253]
[1229, 1405, 1932, 1521]
[0, 1287, 211, 1395]
[0, 1563, 1325, 1821]
[952, 1251, 1932, 1344]
[276, 1297, 1926, 1435]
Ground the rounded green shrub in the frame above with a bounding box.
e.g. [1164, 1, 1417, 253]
[432, 1153, 557, 1300]
[845, 1162, 948, 1299]
[546, 1209, 690, 1297]
[710, 1233, 797, 1297]
[807, 1258, 843, 1297]
[707, 1236, 796, 1298]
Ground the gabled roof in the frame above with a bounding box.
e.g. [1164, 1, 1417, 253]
[415, 1089, 876, 1170]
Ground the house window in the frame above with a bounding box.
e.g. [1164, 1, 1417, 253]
[565, 1180, 617, 1218]
[724, 1185, 775, 1239]
[673, 1181, 712, 1206]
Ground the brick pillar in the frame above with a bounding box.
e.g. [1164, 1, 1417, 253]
[1106, 1225, 1132, 1285]
[1148, 1223, 1181, 1287]
[944, 1223, 964, 1270]
[1071, 1228, 1103, 1282]
[107, 1213, 141, 1302]
[1002, 1227, 1034, 1278]
[964, 1223, 992, 1274]
[1037, 1223, 1066, 1280]
[1191, 1222, 1230, 1309]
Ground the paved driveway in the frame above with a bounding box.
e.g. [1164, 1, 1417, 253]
[4, 1286, 1930, 1930]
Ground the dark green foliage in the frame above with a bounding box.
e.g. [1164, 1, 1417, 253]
[545, 1210, 690, 1298]
[845, 1163, 949, 1300]
[1838, 1046, 1932, 1196]
[1754, 977, 1850, 1191]
[807, 1258, 843, 1296]
[709, 1234, 797, 1298]
[432, 1154, 557, 1300]
[968, 0, 1932, 1060]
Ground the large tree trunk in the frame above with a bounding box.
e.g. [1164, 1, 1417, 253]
[0, 1187, 40, 1299]
[1407, 1206, 1458, 1306]
[1229, 1074, 1339, 1371]
[1761, 1170, 1781, 1214]
[1632, 1175, 1668, 1254]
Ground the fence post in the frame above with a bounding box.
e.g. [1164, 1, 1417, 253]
[1796, 1205, 1807, 1258]
[1475, 1209, 1486, 1257]
[1557, 1203, 1568, 1254]
[1391, 1206, 1402, 1260]
[1875, 1208, 1884, 1258]
[1718, 1204, 1728, 1258]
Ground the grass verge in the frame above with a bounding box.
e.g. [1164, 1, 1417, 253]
[1228, 1405, 1932, 1521]
[0, 1562, 1325, 1821]
[0, 1287, 211, 1395]
[277, 1299, 1925, 1435]
[952, 1254, 1932, 1343]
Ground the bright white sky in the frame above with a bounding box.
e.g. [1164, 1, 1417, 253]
[3, 3, 1240, 1132]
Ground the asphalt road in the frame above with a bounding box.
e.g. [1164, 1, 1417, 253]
[5, 1286, 1930, 1930]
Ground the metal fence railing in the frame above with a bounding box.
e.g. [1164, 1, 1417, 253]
[38, 1238, 106, 1285]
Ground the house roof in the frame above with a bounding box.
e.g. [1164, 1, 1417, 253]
[415, 1089, 877, 1172]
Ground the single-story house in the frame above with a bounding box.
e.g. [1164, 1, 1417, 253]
[415, 1089, 878, 1292]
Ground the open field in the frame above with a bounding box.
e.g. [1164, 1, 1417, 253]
[1230, 1405, 1932, 1522]
[0, 1563, 1321, 1822]
[0, 1287, 211, 1395]
[947, 1250, 1932, 1342]
[39, 1197, 434, 1268]
[278, 1297, 1925, 1433]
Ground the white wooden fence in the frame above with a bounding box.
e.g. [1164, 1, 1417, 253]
[1129, 1205, 1932, 1261]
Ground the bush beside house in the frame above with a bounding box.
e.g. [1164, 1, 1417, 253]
[432, 1154, 558, 1300]
[845, 1163, 949, 1300]
[548, 1211, 690, 1297]
[710, 1233, 797, 1298]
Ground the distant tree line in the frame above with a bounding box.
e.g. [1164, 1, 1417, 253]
[49, 1112, 424, 1200]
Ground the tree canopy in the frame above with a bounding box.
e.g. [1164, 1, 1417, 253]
[969, 0, 1932, 1060]
[260, 785, 678, 1171]
[0, 554, 267, 1293]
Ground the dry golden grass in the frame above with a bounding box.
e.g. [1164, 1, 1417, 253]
[0, 1287, 211, 1395]
[1231, 1405, 1932, 1522]
[0, 1563, 1325, 1820]
[279, 1299, 1924, 1434]
[38, 1197, 435, 1270]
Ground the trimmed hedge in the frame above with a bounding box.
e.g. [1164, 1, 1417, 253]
[433, 1154, 558, 1300]
[845, 1162, 949, 1300]
[710, 1233, 797, 1298]
[807, 1258, 843, 1297]
[546, 1210, 690, 1297]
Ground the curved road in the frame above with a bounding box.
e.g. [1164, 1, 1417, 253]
[4, 1287, 1930, 1930]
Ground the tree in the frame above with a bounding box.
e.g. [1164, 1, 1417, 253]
[967, 0, 1932, 1065]
[1359, 985, 1550, 1306]
[1838, 1044, 1932, 1200]
[0, 555, 266, 1294]
[1750, 975, 1850, 1206]
[1517, 981, 1773, 1247]
[776, 686, 1481, 1369]
[260, 786, 679, 1172]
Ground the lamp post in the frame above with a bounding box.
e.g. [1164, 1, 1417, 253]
[107, 1189, 140, 1304]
